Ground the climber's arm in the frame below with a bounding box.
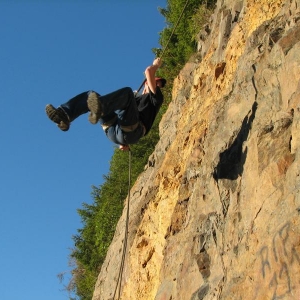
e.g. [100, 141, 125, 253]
[144, 58, 162, 94]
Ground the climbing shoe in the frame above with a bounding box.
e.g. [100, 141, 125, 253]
[87, 92, 103, 124]
[45, 104, 70, 131]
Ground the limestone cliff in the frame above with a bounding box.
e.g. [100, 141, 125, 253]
[93, 0, 300, 299]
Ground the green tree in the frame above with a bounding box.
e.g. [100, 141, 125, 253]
[64, 0, 217, 298]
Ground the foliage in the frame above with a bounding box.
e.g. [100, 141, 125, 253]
[61, 0, 217, 299]
[154, 0, 216, 81]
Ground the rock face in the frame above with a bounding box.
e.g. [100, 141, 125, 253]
[93, 0, 300, 299]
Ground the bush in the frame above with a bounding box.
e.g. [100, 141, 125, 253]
[64, 0, 217, 298]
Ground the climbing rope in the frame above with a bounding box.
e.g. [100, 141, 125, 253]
[160, 0, 190, 59]
[112, 1, 190, 298]
[136, 0, 190, 94]
[113, 148, 132, 300]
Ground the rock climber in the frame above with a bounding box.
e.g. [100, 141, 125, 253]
[45, 58, 166, 151]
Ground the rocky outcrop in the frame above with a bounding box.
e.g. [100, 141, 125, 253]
[93, 0, 300, 299]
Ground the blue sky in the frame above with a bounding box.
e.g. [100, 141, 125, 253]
[0, 1, 166, 299]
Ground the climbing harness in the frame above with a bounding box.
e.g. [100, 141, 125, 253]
[113, 148, 132, 300]
[112, 1, 190, 298]
[136, 0, 190, 94]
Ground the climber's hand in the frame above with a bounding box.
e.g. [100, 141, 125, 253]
[119, 144, 130, 151]
[153, 57, 162, 68]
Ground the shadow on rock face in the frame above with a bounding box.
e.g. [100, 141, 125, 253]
[213, 101, 258, 181]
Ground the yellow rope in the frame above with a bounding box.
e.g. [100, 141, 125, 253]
[113, 1, 191, 297]
[160, 0, 190, 59]
[136, 0, 190, 93]
[113, 149, 131, 300]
